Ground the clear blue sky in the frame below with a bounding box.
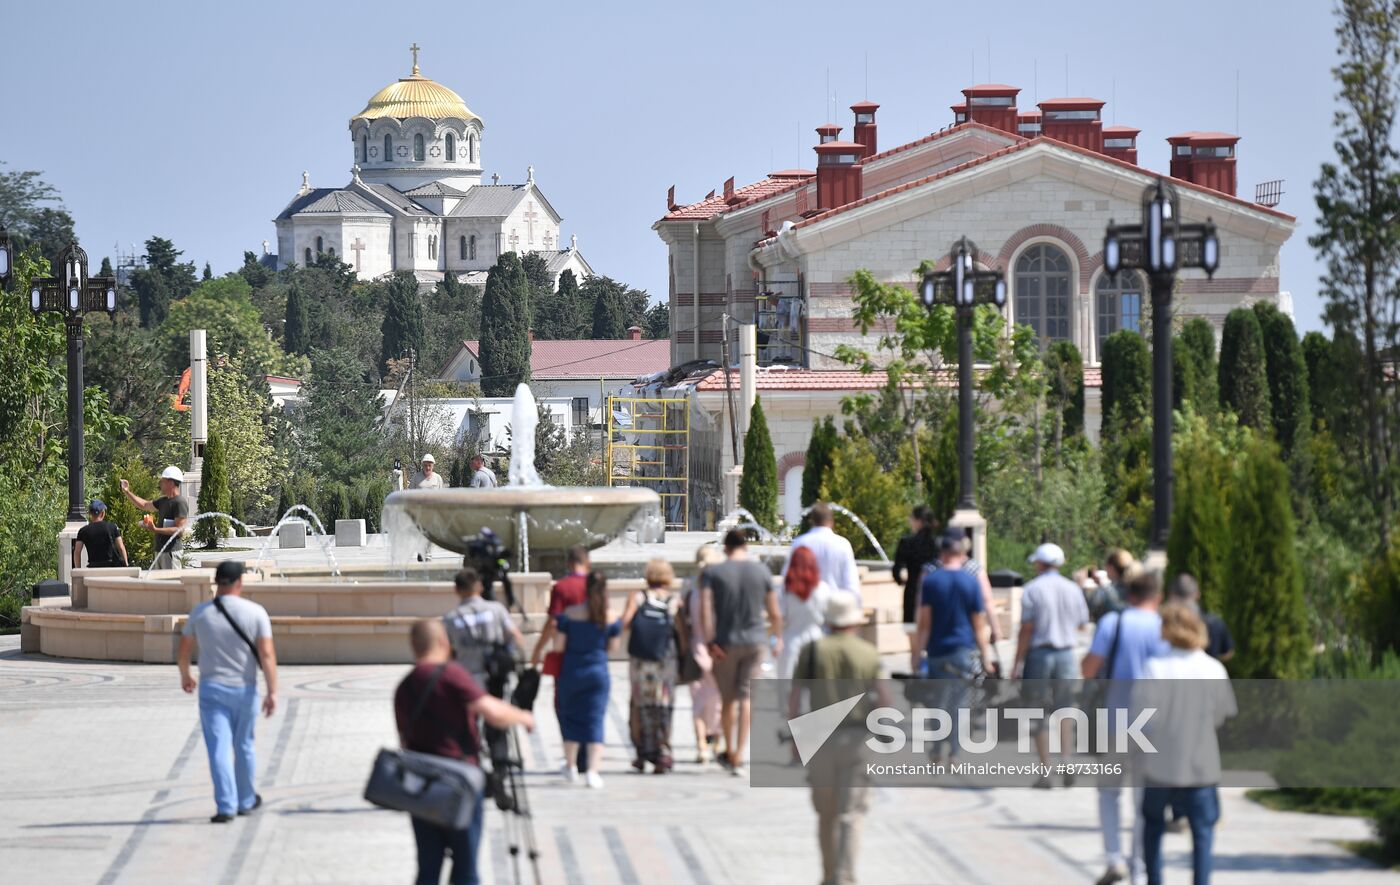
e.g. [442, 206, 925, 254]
[1, 0, 1338, 330]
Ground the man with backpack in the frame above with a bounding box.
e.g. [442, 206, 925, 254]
[177, 561, 278, 823]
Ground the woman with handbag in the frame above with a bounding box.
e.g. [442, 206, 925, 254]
[621, 558, 681, 773]
[555, 570, 622, 789]
[682, 545, 725, 764]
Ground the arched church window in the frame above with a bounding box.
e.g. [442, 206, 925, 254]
[469, 134, 477, 163]
[1014, 243, 1072, 345]
[360, 135, 367, 163]
[460, 236, 467, 260]
[469, 235, 477, 260]
[384, 134, 392, 163]
[316, 236, 324, 255]
[1096, 271, 1143, 351]
[446, 133, 456, 162]
[414, 134, 425, 162]
[304, 247, 312, 265]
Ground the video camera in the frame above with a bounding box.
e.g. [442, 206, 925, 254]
[464, 529, 515, 611]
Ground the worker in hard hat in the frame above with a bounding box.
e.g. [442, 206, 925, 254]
[121, 466, 191, 569]
[414, 453, 444, 490]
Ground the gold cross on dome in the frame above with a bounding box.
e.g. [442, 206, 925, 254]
[410, 43, 421, 76]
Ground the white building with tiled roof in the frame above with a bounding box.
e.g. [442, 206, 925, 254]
[653, 86, 1296, 370]
[274, 48, 592, 291]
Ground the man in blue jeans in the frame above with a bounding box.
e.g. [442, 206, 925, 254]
[178, 561, 278, 823]
[912, 530, 997, 758]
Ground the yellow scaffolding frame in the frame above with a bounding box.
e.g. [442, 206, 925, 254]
[607, 395, 690, 531]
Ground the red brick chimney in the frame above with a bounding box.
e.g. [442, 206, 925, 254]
[962, 84, 1019, 135]
[1102, 125, 1140, 165]
[1168, 132, 1240, 196]
[850, 101, 879, 158]
[627, 325, 642, 341]
[814, 141, 864, 211]
[1038, 98, 1105, 152]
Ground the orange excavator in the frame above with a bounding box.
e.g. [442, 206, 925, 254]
[172, 368, 191, 411]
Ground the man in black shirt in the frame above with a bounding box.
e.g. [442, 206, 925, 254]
[120, 466, 190, 569]
[1168, 574, 1235, 662]
[74, 500, 128, 568]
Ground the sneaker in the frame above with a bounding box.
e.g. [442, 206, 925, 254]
[631, 758, 647, 773]
[585, 771, 604, 789]
[1063, 771, 1076, 788]
[210, 813, 235, 824]
[1031, 775, 1053, 789]
[237, 794, 263, 816]
[561, 762, 579, 785]
[730, 763, 748, 779]
[1094, 864, 1128, 885]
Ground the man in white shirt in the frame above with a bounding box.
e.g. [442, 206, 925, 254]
[414, 454, 444, 490]
[785, 503, 860, 602]
[469, 454, 498, 489]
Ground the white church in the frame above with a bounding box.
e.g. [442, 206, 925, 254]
[274, 46, 592, 289]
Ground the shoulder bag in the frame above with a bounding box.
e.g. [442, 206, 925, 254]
[212, 596, 261, 665]
[364, 665, 486, 830]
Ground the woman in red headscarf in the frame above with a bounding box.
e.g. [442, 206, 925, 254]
[776, 545, 841, 679]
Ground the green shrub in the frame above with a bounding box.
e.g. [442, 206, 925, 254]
[801, 417, 838, 510]
[818, 435, 909, 559]
[738, 399, 778, 531]
[1219, 308, 1273, 432]
[1376, 790, 1400, 862]
[1359, 529, 1400, 659]
[102, 453, 159, 568]
[1100, 330, 1150, 442]
[194, 433, 230, 548]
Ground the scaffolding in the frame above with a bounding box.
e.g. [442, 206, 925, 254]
[607, 395, 690, 531]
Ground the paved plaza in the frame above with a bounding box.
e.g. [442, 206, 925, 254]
[0, 636, 1393, 884]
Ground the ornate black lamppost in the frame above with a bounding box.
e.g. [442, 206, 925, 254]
[24, 240, 118, 522]
[1103, 179, 1219, 553]
[920, 236, 1007, 511]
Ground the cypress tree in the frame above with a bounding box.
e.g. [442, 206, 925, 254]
[1099, 330, 1150, 441]
[479, 252, 531, 396]
[194, 433, 231, 548]
[202, 262, 213, 281]
[1222, 436, 1309, 678]
[1045, 340, 1085, 442]
[1173, 317, 1219, 415]
[379, 272, 425, 377]
[738, 398, 779, 531]
[586, 275, 631, 339]
[284, 283, 310, 355]
[801, 417, 837, 508]
[1167, 416, 1234, 613]
[99, 257, 114, 277]
[554, 269, 585, 339]
[320, 482, 351, 529]
[1252, 301, 1311, 459]
[1218, 307, 1273, 432]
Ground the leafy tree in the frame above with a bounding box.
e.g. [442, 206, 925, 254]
[1168, 410, 1248, 613]
[1253, 301, 1312, 459]
[301, 347, 384, 484]
[239, 250, 275, 290]
[277, 484, 296, 524]
[319, 482, 351, 528]
[194, 433, 231, 548]
[0, 248, 66, 474]
[1044, 340, 1084, 451]
[982, 440, 1118, 569]
[479, 252, 531, 396]
[284, 282, 310, 356]
[645, 302, 670, 340]
[1360, 529, 1400, 659]
[818, 434, 908, 559]
[533, 269, 586, 339]
[1219, 308, 1273, 432]
[207, 359, 283, 520]
[1099, 330, 1150, 441]
[1223, 436, 1310, 678]
[801, 417, 838, 509]
[1174, 317, 1219, 416]
[587, 275, 633, 339]
[1311, 0, 1400, 545]
[0, 161, 75, 268]
[0, 472, 65, 627]
[131, 237, 197, 328]
[738, 399, 778, 531]
[162, 274, 305, 380]
[101, 451, 158, 567]
[422, 271, 481, 370]
[379, 272, 425, 377]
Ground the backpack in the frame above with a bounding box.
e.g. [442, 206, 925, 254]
[627, 592, 675, 662]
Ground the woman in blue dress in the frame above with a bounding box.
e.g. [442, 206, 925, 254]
[554, 570, 621, 789]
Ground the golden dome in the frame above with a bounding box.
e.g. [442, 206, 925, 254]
[352, 59, 479, 124]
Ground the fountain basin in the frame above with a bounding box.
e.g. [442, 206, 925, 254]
[384, 486, 661, 556]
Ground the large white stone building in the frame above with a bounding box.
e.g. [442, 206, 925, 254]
[275, 47, 592, 289]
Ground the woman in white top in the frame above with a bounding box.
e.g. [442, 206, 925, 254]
[776, 545, 836, 679]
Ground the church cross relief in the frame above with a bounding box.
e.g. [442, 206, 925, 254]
[523, 201, 540, 246]
[508, 230, 520, 251]
[350, 237, 366, 272]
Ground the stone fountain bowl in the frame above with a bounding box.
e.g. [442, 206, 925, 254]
[384, 486, 662, 555]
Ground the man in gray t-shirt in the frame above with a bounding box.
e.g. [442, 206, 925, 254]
[178, 561, 279, 823]
[701, 530, 781, 774]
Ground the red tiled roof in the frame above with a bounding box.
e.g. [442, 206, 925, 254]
[759, 134, 1295, 239]
[660, 175, 812, 221]
[861, 121, 1022, 165]
[458, 338, 670, 380]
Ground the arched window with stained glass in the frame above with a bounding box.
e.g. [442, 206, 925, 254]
[446, 133, 456, 162]
[413, 134, 425, 161]
[1014, 243, 1072, 345]
[469, 235, 477, 260]
[384, 134, 393, 163]
[1096, 271, 1144, 352]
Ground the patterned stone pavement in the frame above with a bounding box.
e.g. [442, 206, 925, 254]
[1, 636, 1393, 884]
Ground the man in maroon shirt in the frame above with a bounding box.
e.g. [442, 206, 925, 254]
[396, 619, 533, 885]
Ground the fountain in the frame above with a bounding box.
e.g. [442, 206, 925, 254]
[383, 384, 660, 562]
